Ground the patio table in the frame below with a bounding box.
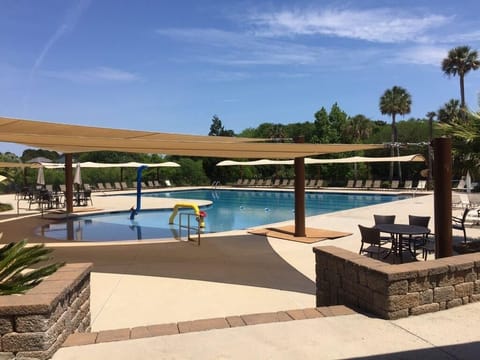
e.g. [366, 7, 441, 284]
[375, 223, 430, 263]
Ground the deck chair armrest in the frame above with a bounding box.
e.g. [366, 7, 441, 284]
[452, 216, 462, 223]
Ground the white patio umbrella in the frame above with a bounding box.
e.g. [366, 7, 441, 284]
[466, 171, 472, 193]
[74, 163, 82, 186]
[0, 175, 7, 183]
[36, 166, 45, 186]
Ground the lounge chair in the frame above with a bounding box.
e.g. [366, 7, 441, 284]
[364, 180, 373, 189]
[346, 180, 354, 188]
[287, 179, 294, 187]
[153, 180, 161, 188]
[354, 180, 363, 188]
[96, 183, 106, 191]
[248, 179, 256, 187]
[403, 180, 413, 189]
[234, 179, 243, 186]
[147, 180, 155, 188]
[165, 180, 172, 187]
[263, 179, 272, 187]
[256, 179, 264, 187]
[280, 179, 289, 187]
[114, 182, 122, 190]
[456, 179, 466, 191]
[240, 179, 249, 186]
[372, 180, 382, 189]
[316, 179, 324, 188]
[416, 180, 426, 190]
[104, 182, 113, 191]
[390, 180, 399, 189]
[272, 179, 281, 187]
[121, 181, 129, 190]
[306, 179, 316, 188]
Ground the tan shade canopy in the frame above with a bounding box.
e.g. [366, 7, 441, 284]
[0, 116, 384, 159]
[0, 161, 41, 168]
[217, 154, 426, 166]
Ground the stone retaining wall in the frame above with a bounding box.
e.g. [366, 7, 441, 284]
[0, 263, 92, 359]
[314, 246, 480, 319]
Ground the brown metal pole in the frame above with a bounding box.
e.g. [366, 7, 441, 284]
[433, 137, 453, 258]
[65, 153, 73, 214]
[294, 136, 306, 237]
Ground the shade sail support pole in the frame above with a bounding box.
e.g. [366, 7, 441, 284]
[65, 154, 73, 214]
[136, 165, 148, 213]
[294, 136, 306, 237]
[433, 137, 452, 258]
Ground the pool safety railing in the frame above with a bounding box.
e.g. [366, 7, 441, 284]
[211, 180, 220, 189]
[178, 213, 201, 245]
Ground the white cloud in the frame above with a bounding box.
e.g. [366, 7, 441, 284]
[396, 46, 448, 66]
[43, 66, 141, 83]
[248, 7, 451, 43]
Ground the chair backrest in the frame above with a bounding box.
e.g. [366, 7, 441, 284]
[391, 180, 399, 189]
[355, 180, 363, 188]
[416, 180, 426, 190]
[372, 180, 381, 188]
[408, 215, 430, 228]
[316, 179, 324, 187]
[404, 180, 413, 189]
[359, 225, 381, 245]
[346, 180, 354, 187]
[364, 180, 373, 188]
[373, 214, 395, 225]
[457, 179, 466, 190]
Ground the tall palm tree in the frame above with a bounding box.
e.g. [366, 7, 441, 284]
[438, 99, 461, 123]
[379, 86, 412, 180]
[441, 46, 480, 109]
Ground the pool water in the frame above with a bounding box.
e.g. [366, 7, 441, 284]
[38, 189, 407, 242]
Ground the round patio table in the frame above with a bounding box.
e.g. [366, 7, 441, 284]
[375, 224, 430, 263]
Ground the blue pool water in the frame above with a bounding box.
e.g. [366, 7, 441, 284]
[38, 189, 407, 242]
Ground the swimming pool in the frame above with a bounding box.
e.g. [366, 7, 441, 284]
[38, 189, 408, 241]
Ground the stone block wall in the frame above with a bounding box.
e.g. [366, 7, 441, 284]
[0, 263, 92, 359]
[314, 246, 480, 319]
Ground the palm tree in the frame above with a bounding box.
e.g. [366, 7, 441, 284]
[379, 86, 412, 180]
[438, 99, 462, 123]
[441, 46, 480, 109]
[0, 238, 65, 295]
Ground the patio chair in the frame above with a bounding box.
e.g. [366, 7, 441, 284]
[364, 180, 373, 189]
[96, 183, 106, 191]
[256, 179, 264, 187]
[114, 182, 122, 190]
[358, 224, 388, 259]
[287, 179, 294, 187]
[390, 180, 399, 189]
[263, 179, 272, 187]
[346, 180, 354, 188]
[456, 179, 466, 191]
[408, 215, 431, 257]
[153, 180, 161, 188]
[453, 207, 469, 243]
[272, 179, 281, 187]
[372, 180, 382, 189]
[373, 214, 396, 244]
[234, 178, 243, 186]
[280, 179, 289, 187]
[147, 180, 155, 188]
[121, 181, 129, 190]
[165, 180, 173, 187]
[104, 182, 113, 191]
[316, 179, 324, 188]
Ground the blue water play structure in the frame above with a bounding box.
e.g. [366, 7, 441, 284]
[130, 165, 148, 219]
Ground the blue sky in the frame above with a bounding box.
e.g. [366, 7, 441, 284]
[1, 0, 480, 155]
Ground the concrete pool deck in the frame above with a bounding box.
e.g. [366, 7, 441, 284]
[2, 187, 480, 359]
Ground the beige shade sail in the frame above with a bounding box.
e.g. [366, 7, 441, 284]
[0, 162, 41, 168]
[0, 116, 384, 159]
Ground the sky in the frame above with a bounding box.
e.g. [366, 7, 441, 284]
[1, 0, 480, 155]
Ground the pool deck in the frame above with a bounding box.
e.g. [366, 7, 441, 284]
[2, 187, 480, 359]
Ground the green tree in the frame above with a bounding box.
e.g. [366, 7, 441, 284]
[441, 45, 480, 109]
[438, 99, 462, 123]
[208, 115, 234, 136]
[0, 238, 64, 295]
[379, 86, 412, 180]
[314, 107, 333, 143]
[345, 115, 372, 143]
[328, 103, 349, 143]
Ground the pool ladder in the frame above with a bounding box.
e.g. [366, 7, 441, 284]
[178, 213, 201, 245]
[211, 180, 220, 189]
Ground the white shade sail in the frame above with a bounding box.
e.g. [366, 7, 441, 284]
[40, 161, 181, 169]
[217, 154, 426, 166]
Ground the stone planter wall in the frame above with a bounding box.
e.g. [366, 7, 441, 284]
[0, 263, 92, 359]
[314, 246, 480, 320]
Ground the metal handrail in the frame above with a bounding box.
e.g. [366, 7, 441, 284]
[178, 213, 201, 245]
